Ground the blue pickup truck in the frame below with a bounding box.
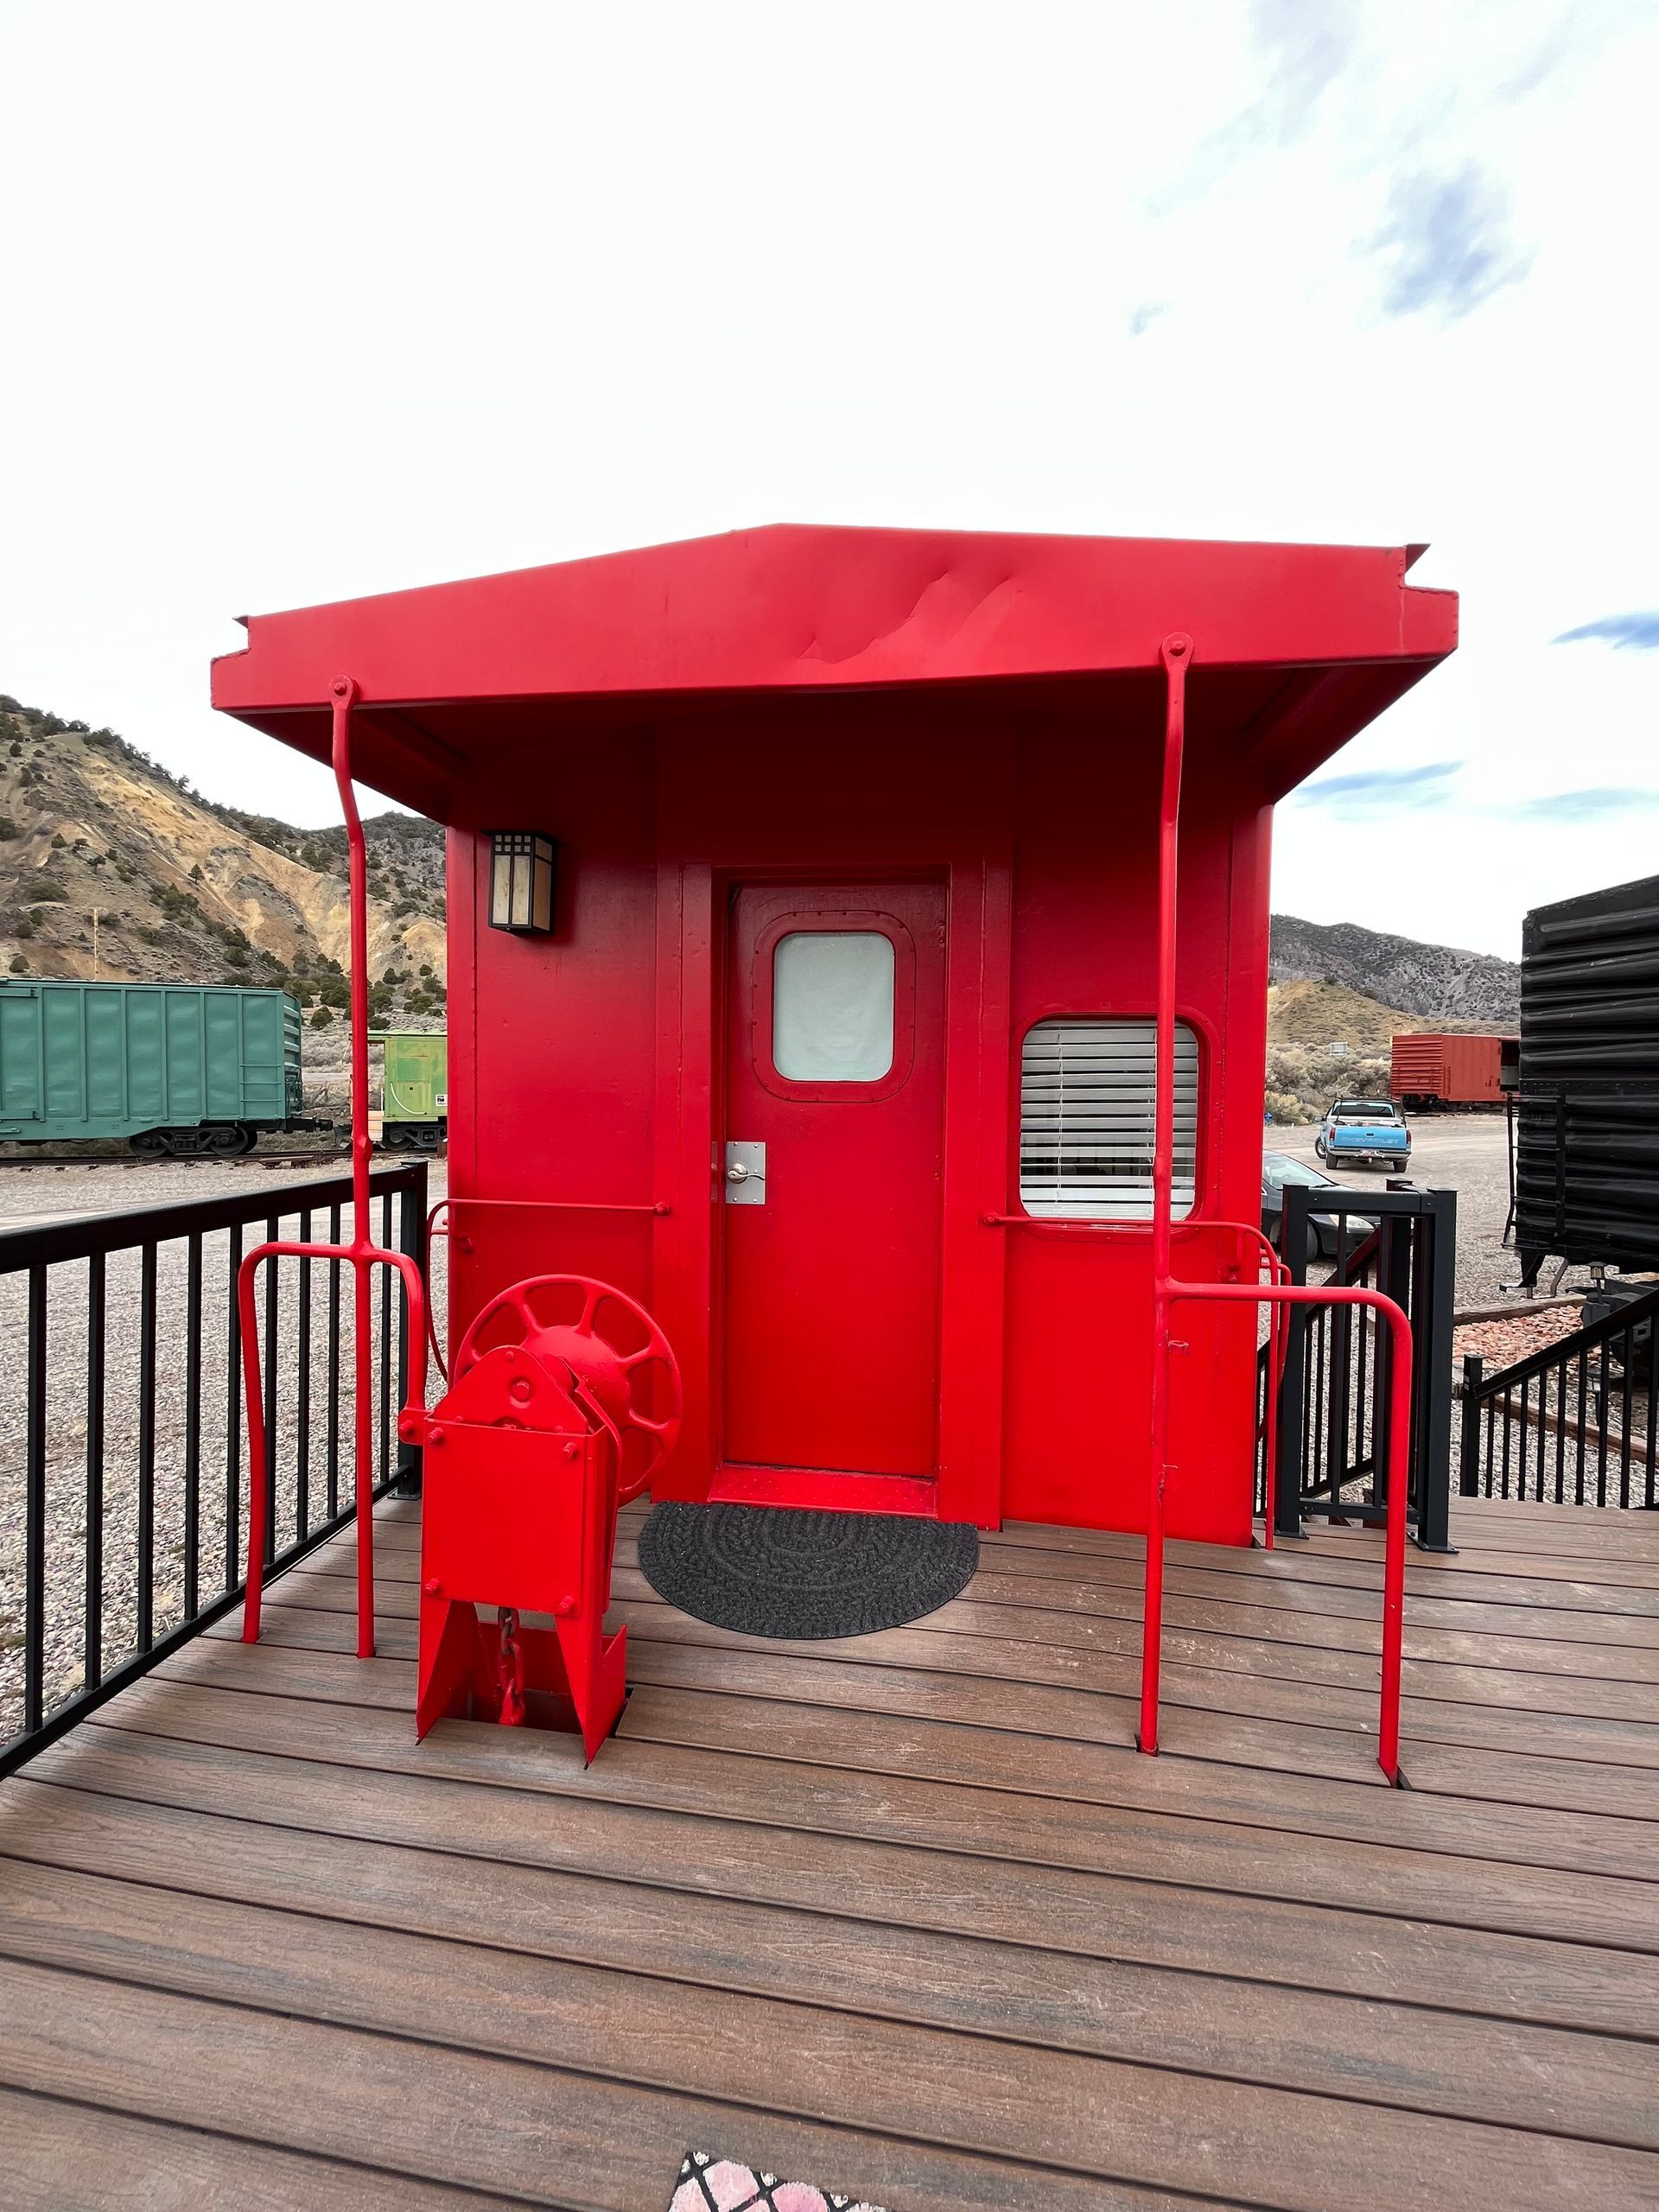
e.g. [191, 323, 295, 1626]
[1314, 1096, 1412, 1172]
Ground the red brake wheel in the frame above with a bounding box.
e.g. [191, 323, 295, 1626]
[454, 1274, 683, 1503]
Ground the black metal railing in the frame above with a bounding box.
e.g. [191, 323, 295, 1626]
[0, 1161, 429, 1777]
[1263, 1181, 1458, 1551]
[1459, 1283, 1657, 1509]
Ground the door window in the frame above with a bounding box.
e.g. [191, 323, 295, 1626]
[772, 931, 895, 1083]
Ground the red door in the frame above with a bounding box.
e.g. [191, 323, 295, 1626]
[721, 881, 946, 1485]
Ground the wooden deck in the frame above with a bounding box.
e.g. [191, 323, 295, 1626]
[2, 1496, 1658, 2209]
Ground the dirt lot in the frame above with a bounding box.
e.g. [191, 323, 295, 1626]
[1264, 1110, 1549, 1316]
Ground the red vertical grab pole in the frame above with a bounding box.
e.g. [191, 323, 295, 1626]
[241, 677, 423, 1656]
[1135, 635, 1408, 1779]
[332, 676, 378, 1659]
[1139, 633, 1190, 1756]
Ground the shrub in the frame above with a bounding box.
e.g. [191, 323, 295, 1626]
[189, 862, 203, 881]
[8, 955, 26, 974]
[27, 879, 68, 903]
[48, 832, 67, 849]
[0, 817, 19, 839]
[309, 1005, 334, 1029]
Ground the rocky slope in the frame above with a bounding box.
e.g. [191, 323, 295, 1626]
[1269, 913, 1520, 1023]
[0, 692, 1522, 1099]
[0, 696, 445, 1029]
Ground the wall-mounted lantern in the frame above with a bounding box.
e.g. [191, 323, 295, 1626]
[488, 831, 557, 935]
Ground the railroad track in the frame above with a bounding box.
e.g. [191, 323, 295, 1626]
[0, 1149, 360, 1172]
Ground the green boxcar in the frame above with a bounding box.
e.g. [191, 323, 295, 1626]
[0, 980, 307, 1154]
[372, 1028, 448, 1152]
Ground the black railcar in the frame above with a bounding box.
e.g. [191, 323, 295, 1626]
[1515, 871, 1659, 1283]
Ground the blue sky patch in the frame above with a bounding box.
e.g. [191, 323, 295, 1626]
[1295, 761, 1461, 808]
[1554, 612, 1659, 651]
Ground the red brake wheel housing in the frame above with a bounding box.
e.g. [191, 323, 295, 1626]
[454, 1274, 683, 1502]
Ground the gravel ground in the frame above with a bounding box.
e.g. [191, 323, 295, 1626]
[0, 1154, 447, 1745]
[1452, 1308, 1583, 1369]
[1264, 1111, 1548, 1314]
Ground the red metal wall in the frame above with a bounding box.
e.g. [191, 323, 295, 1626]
[445, 689, 1271, 1545]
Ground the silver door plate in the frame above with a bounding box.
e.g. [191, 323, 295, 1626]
[724, 1140, 766, 1205]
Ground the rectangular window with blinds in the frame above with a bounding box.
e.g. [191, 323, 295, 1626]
[1019, 1017, 1199, 1220]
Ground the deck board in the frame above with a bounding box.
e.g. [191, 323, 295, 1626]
[2, 1497, 1657, 2208]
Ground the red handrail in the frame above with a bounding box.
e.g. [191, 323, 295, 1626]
[240, 677, 429, 1656]
[1141, 634, 1410, 1783]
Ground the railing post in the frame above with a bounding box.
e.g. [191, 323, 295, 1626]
[1459, 1353, 1484, 1496]
[0, 1165, 430, 1783]
[395, 1163, 428, 1497]
[1413, 1187, 1458, 1552]
[1274, 1185, 1310, 1540]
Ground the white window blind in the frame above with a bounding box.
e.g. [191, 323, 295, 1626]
[1020, 1018, 1198, 1220]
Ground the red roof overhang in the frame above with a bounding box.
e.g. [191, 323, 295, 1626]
[210, 523, 1457, 821]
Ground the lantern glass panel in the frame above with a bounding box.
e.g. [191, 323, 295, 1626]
[488, 831, 556, 933]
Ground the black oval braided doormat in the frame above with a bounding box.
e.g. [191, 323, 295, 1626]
[638, 1503, 979, 1640]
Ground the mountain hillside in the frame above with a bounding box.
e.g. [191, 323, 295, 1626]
[1269, 913, 1519, 1023]
[0, 692, 1523, 1104]
[1264, 980, 1453, 1125]
[1268, 979, 1440, 1053]
[0, 696, 446, 1029]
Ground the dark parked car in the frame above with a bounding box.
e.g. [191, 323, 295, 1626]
[1262, 1152, 1379, 1261]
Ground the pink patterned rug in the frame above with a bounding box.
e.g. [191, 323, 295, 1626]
[668, 2149, 889, 2212]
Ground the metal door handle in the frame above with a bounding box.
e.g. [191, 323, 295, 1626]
[724, 1140, 766, 1204]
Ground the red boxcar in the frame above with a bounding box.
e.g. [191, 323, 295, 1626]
[214, 525, 1455, 1549]
[1390, 1032, 1511, 1107]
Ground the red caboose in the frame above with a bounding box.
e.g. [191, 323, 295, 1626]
[215, 525, 1454, 1566]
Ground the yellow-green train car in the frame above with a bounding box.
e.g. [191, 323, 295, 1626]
[372, 1028, 447, 1152]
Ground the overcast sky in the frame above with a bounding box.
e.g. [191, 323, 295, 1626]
[2, 0, 1655, 958]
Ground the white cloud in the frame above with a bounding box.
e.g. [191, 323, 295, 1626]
[0, 0, 1655, 958]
